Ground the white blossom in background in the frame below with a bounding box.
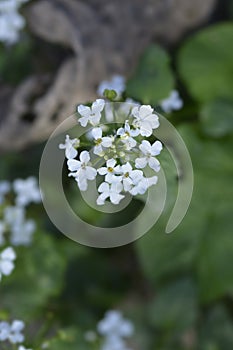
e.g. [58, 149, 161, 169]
[0, 0, 29, 45]
[97, 310, 134, 350]
[59, 135, 79, 159]
[0, 247, 16, 282]
[13, 177, 42, 207]
[0, 319, 25, 343]
[60, 99, 163, 205]
[160, 90, 183, 113]
[97, 75, 126, 99]
[0, 180, 10, 204]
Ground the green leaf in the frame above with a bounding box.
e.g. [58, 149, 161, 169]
[178, 23, 233, 103]
[199, 305, 233, 350]
[200, 98, 233, 137]
[0, 232, 67, 320]
[126, 45, 175, 104]
[197, 209, 233, 303]
[149, 279, 198, 331]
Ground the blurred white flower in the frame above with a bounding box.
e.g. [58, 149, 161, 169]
[13, 177, 42, 207]
[0, 247, 16, 282]
[11, 219, 36, 246]
[8, 320, 25, 344]
[59, 135, 79, 159]
[0, 0, 29, 45]
[18, 346, 32, 350]
[132, 105, 159, 137]
[97, 75, 126, 98]
[77, 99, 105, 127]
[160, 90, 183, 113]
[98, 310, 134, 350]
[0, 319, 25, 344]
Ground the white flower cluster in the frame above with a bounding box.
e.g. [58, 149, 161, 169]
[97, 75, 126, 99]
[0, 177, 42, 247]
[0, 319, 32, 349]
[60, 99, 163, 205]
[97, 310, 134, 350]
[0, 0, 29, 45]
[160, 90, 183, 113]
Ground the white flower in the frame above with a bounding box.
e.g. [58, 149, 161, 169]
[98, 310, 134, 338]
[13, 177, 42, 207]
[11, 219, 36, 246]
[135, 140, 162, 172]
[8, 320, 25, 344]
[77, 99, 105, 127]
[117, 121, 139, 150]
[68, 151, 97, 191]
[101, 335, 131, 350]
[92, 127, 113, 156]
[0, 0, 28, 45]
[160, 90, 183, 113]
[59, 135, 79, 159]
[0, 247, 16, 282]
[0, 180, 10, 204]
[98, 159, 122, 184]
[0, 319, 25, 344]
[117, 163, 143, 192]
[4, 206, 25, 227]
[132, 105, 159, 137]
[97, 75, 126, 98]
[129, 175, 158, 196]
[97, 183, 125, 205]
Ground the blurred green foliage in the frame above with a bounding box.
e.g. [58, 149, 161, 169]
[1, 20, 233, 350]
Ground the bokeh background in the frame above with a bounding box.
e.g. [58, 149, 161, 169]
[0, 0, 233, 349]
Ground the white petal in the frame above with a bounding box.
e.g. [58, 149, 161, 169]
[67, 159, 81, 172]
[11, 320, 25, 332]
[80, 150, 90, 164]
[85, 167, 97, 180]
[117, 127, 125, 136]
[77, 104, 91, 117]
[135, 157, 147, 169]
[1, 247, 16, 261]
[78, 116, 89, 127]
[139, 105, 154, 118]
[0, 260, 14, 275]
[98, 167, 108, 175]
[98, 182, 110, 193]
[148, 157, 160, 172]
[102, 137, 112, 148]
[139, 123, 153, 137]
[92, 99, 105, 114]
[92, 127, 102, 139]
[139, 140, 151, 155]
[151, 141, 163, 156]
[106, 158, 116, 168]
[65, 146, 77, 159]
[93, 145, 103, 156]
[76, 176, 88, 191]
[121, 162, 132, 173]
[97, 193, 109, 205]
[110, 193, 125, 205]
